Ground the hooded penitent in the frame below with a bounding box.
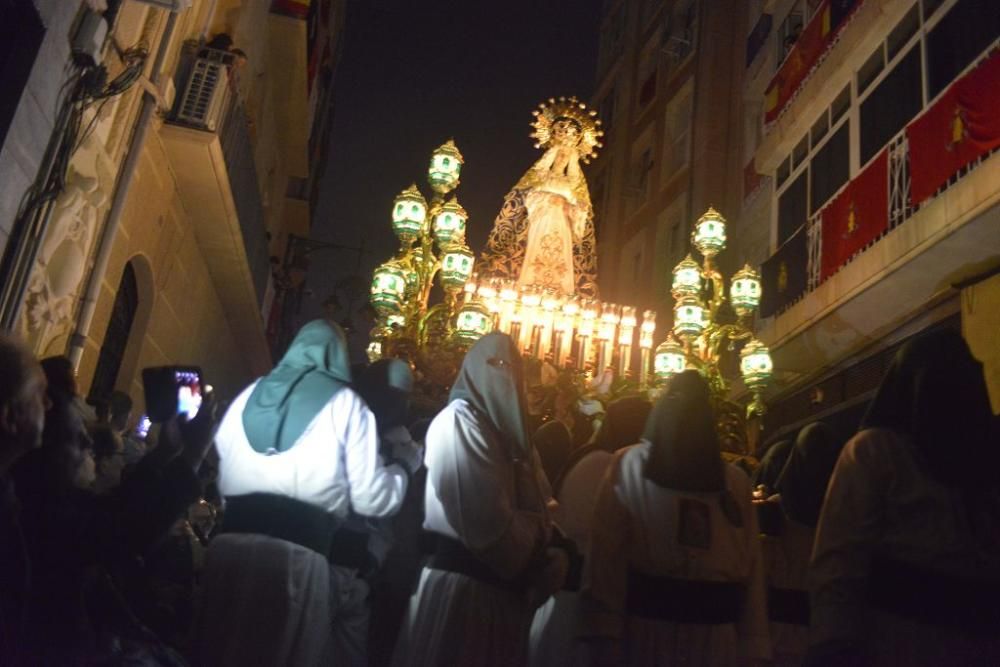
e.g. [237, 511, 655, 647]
[643, 370, 744, 527]
[594, 395, 652, 454]
[449, 332, 530, 458]
[776, 422, 841, 527]
[643, 370, 724, 493]
[533, 420, 573, 485]
[242, 320, 351, 454]
[752, 439, 793, 492]
[355, 358, 414, 433]
[860, 328, 998, 489]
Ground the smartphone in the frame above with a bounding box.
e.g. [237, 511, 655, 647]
[135, 413, 152, 439]
[142, 366, 204, 423]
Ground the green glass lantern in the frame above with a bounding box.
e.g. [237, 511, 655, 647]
[730, 263, 762, 316]
[654, 334, 686, 382]
[740, 338, 773, 390]
[673, 294, 706, 340]
[428, 139, 464, 193]
[370, 261, 407, 315]
[454, 300, 492, 343]
[691, 206, 727, 258]
[391, 184, 428, 247]
[433, 197, 468, 246]
[671, 254, 702, 299]
[439, 242, 475, 291]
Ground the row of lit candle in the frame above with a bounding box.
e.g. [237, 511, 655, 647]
[455, 277, 664, 382]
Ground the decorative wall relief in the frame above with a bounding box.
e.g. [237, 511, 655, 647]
[21, 125, 114, 355]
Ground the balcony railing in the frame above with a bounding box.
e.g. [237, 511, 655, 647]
[765, 44, 1000, 317]
[168, 46, 271, 304]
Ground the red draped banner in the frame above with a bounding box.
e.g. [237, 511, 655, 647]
[907, 50, 1000, 206]
[764, 1, 862, 124]
[820, 149, 888, 281]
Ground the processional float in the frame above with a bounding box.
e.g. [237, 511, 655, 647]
[368, 97, 773, 456]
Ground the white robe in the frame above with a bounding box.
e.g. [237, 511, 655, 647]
[392, 399, 550, 667]
[198, 384, 409, 667]
[582, 443, 771, 666]
[761, 516, 814, 666]
[529, 448, 616, 667]
[810, 428, 1000, 665]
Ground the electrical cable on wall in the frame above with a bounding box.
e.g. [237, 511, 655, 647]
[0, 30, 148, 332]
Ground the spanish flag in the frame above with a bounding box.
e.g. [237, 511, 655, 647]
[764, 0, 862, 123]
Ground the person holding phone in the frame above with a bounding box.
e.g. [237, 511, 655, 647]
[197, 320, 419, 667]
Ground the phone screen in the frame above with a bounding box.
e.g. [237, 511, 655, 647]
[135, 414, 152, 439]
[175, 369, 203, 420]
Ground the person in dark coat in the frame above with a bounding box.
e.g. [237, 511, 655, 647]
[12, 382, 216, 664]
[0, 336, 48, 664]
[808, 329, 1000, 666]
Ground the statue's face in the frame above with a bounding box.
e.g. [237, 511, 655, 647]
[552, 118, 582, 148]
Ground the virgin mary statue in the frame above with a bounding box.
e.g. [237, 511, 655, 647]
[480, 97, 602, 298]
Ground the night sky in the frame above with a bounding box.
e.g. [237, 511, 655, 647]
[305, 0, 602, 321]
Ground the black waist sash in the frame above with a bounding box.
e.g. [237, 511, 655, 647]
[868, 557, 1000, 634]
[220, 493, 340, 558]
[768, 586, 810, 625]
[626, 570, 745, 624]
[426, 533, 524, 593]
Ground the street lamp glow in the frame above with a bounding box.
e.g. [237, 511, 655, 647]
[673, 294, 706, 340]
[391, 184, 427, 247]
[672, 253, 703, 298]
[692, 206, 727, 258]
[433, 197, 468, 246]
[740, 338, 773, 389]
[454, 301, 492, 343]
[654, 334, 686, 382]
[730, 263, 762, 316]
[371, 261, 407, 315]
[428, 139, 464, 193]
[439, 243, 475, 291]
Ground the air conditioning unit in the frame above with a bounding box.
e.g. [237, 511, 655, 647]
[129, 0, 193, 11]
[176, 55, 230, 131]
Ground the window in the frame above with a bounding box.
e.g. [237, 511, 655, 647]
[599, 87, 617, 131]
[0, 0, 45, 148]
[831, 85, 850, 124]
[857, 46, 885, 95]
[663, 85, 693, 177]
[776, 156, 791, 188]
[886, 5, 919, 60]
[860, 46, 922, 163]
[926, 0, 1000, 100]
[598, 7, 626, 75]
[663, 0, 698, 63]
[89, 262, 139, 403]
[792, 135, 809, 170]
[778, 171, 808, 244]
[637, 148, 654, 201]
[810, 122, 849, 214]
[637, 40, 659, 110]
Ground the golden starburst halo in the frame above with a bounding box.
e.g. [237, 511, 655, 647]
[530, 96, 604, 164]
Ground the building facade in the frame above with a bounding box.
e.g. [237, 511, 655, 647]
[592, 0, 999, 443]
[589, 0, 747, 324]
[0, 0, 318, 405]
[743, 0, 1000, 439]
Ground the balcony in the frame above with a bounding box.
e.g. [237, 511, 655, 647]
[756, 0, 906, 173]
[161, 46, 272, 368]
[758, 132, 1000, 389]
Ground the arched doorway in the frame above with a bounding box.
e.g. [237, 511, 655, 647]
[88, 261, 139, 403]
